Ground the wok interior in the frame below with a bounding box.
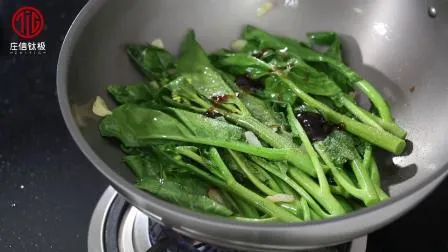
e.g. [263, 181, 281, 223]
[67, 0, 448, 212]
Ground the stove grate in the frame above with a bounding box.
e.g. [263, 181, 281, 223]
[88, 187, 365, 252]
[147, 220, 238, 252]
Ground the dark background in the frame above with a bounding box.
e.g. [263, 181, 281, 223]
[0, 1, 447, 251]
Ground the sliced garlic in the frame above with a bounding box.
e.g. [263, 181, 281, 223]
[266, 194, 295, 203]
[244, 131, 262, 147]
[257, 2, 274, 17]
[92, 96, 112, 117]
[149, 80, 159, 89]
[231, 39, 248, 51]
[151, 38, 165, 49]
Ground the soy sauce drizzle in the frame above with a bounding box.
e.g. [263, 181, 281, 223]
[295, 111, 344, 142]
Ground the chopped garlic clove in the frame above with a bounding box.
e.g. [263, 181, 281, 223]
[231, 39, 248, 51]
[257, 2, 274, 17]
[266, 194, 295, 203]
[151, 38, 165, 49]
[92, 96, 112, 117]
[149, 80, 159, 89]
[244, 131, 262, 146]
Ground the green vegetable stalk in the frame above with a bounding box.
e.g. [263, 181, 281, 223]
[137, 31, 319, 176]
[313, 131, 381, 206]
[97, 25, 403, 223]
[207, 148, 301, 221]
[212, 50, 405, 154]
[242, 25, 395, 122]
[280, 77, 406, 154]
[286, 105, 346, 216]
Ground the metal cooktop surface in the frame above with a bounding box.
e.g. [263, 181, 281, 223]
[88, 187, 368, 252]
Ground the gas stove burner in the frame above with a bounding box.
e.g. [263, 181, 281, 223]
[88, 187, 368, 252]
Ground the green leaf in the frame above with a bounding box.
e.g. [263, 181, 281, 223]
[215, 69, 293, 139]
[167, 107, 245, 142]
[243, 25, 354, 83]
[317, 130, 359, 167]
[158, 75, 210, 109]
[124, 154, 163, 179]
[137, 176, 233, 216]
[263, 75, 296, 104]
[99, 103, 310, 171]
[287, 60, 342, 97]
[177, 30, 214, 72]
[239, 39, 261, 54]
[243, 25, 396, 123]
[354, 137, 370, 156]
[242, 27, 344, 97]
[127, 44, 176, 81]
[281, 36, 355, 91]
[107, 82, 155, 104]
[238, 93, 281, 128]
[306, 32, 342, 61]
[177, 30, 234, 97]
[123, 150, 189, 179]
[122, 146, 233, 216]
[213, 46, 341, 100]
[211, 51, 272, 79]
[99, 104, 193, 147]
[308, 62, 353, 93]
[177, 31, 248, 114]
[243, 25, 289, 50]
[99, 104, 248, 147]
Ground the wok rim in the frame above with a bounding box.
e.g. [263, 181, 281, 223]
[56, 0, 448, 246]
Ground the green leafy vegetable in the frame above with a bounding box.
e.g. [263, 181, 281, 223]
[138, 176, 233, 217]
[96, 25, 408, 224]
[314, 131, 380, 206]
[123, 153, 186, 179]
[212, 48, 406, 154]
[107, 82, 156, 104]
[127, 44, 176, 81]
[305, 32, 342, 60]
[242, 25, 395, 122]
[99, 103, 316, 176]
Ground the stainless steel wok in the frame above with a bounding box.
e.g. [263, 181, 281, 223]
[56, 0, 448, 250]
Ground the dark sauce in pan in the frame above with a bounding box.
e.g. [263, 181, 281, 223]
[295, 111, 344, 142]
